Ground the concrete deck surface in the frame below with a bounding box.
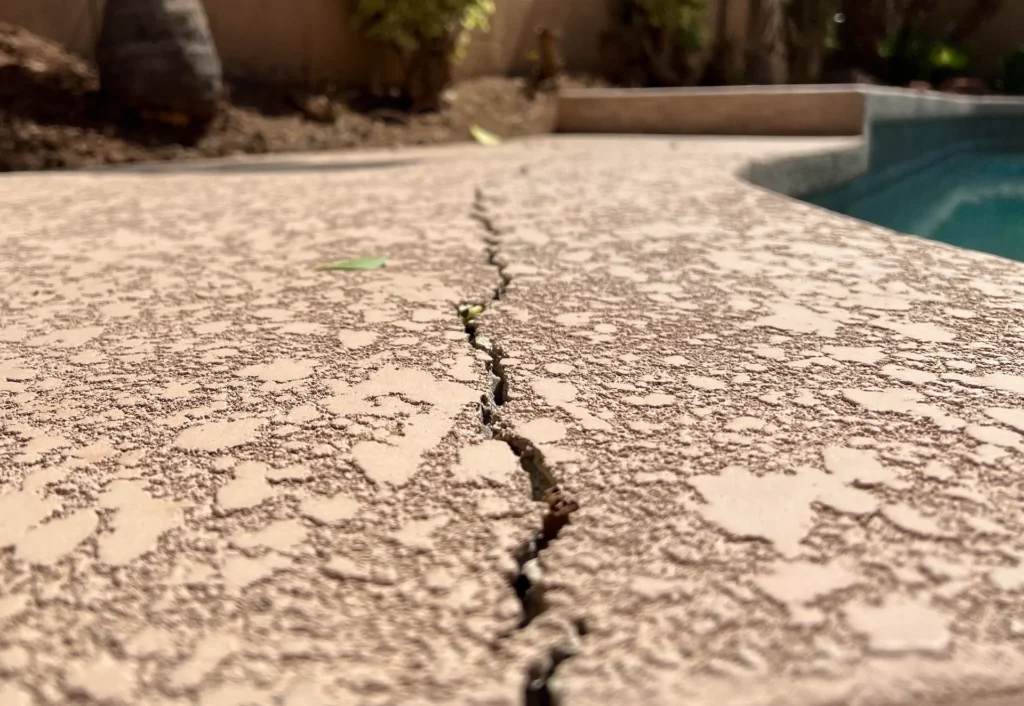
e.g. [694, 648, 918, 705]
[2, 138, 1024, 706]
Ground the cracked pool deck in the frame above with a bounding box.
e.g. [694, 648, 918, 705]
[2, 137, 1024, 706]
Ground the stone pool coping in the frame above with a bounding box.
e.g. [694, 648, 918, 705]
[557, 85, 1024, 198]
[556, 84, 1024, 138]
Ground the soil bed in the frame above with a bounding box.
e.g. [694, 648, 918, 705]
[0, 23, 593, 172]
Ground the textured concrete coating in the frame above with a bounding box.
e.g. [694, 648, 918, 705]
[474, 138, 1024, 706]
[1, 138, 1024, 706]
[0, 150, 544, 706]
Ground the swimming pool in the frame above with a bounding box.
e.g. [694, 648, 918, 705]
[804, 116, 1024, 263]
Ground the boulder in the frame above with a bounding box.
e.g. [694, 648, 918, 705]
[96, 0, 223, 122]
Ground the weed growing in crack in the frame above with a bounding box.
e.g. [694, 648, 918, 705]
[458, 303, 484, 323]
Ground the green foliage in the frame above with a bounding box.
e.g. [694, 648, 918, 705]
[458, 303, 484, 322]
[354, 0, 495, 55]
[929, 44, 971, 72]
[632, 0, 708, 52]
[998, 48, 1024, 94]
[600, 0, 708, 87]
[880, 34, 971, 85]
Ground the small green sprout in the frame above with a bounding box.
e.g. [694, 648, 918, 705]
[459, 304, 485, 322]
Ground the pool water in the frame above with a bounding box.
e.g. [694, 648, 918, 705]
[807, 151, 1024, 262]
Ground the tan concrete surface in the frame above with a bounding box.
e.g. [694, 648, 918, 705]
[2, 137, 1024, 706]
[0, 147, 544, 706]
[474, 137, 1024, 706]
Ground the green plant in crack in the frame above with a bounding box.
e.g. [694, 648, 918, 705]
[458, 303, 484, 323]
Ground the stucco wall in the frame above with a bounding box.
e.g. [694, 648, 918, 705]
[0, 0, 1019, 87]
[0, 0, 616, 86]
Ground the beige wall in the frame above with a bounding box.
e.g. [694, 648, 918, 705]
[202, 0, 371, 86]
[0, 0, 104, 60]
[0, 0, 1020, 87]
[0, 0, 616, 86]
[461, 0, 616, 79]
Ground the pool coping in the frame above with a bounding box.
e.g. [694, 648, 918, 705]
[556, 84, 1024, 137]
[557, 85, 1024, 197]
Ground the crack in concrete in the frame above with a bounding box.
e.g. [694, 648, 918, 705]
[462, 185, 584, 705]
[472, 187, 510, 304]
[524, 618, 589, 706]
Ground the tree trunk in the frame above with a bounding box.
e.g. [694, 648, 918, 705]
[726, 0, 752, 82]
[641, 27, 683, 86]
[785, 0, 833, 83]
[837, 0, 888, 79]
[947, 0, 1004, 44]
[885, 0, 937, 84]
[706, 0, 752, 83]
[748, 0, 789, 84]
[97, 0, 223, 121]
[890, 0, 936, 55]
[703, 0, 735, 84]
[403, 36, 454, 112]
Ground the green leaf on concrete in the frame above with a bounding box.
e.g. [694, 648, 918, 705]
[470, 125, 502, 146]
[317, 256, 388, 271]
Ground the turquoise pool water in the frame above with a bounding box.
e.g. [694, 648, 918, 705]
[808, 150, 1024, 262]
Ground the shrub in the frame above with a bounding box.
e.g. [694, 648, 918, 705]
[925, 42, 971, 86]
[998, 48, 1024, 95]
[601, 0, 708, 87]
[880, 34, 971, 86]
[784, 0, 842, 83]
[632, 0, 708, 50]
[354, 0, 495, 111]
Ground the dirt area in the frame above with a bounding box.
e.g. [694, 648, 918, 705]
[0, 23, 590, 172]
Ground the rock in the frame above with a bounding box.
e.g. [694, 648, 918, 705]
[294, 94, 337, 123]
[96, 0, 223, 121]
